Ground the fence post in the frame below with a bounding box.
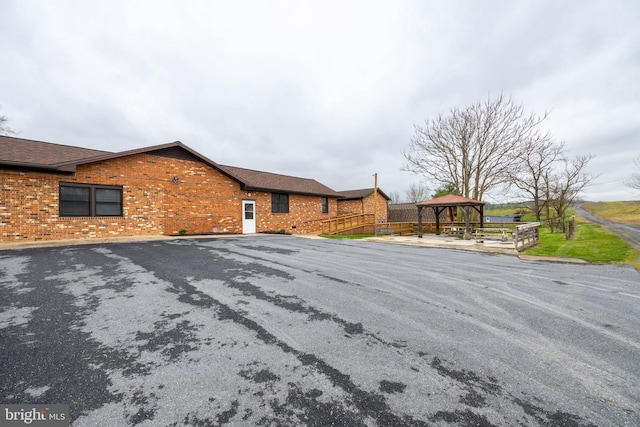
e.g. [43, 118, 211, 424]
[513, 222, 540, 252]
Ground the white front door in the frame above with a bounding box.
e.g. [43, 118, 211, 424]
[242, 200, 256, 234]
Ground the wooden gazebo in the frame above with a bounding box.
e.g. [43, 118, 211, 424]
[416, 194, 485, 238]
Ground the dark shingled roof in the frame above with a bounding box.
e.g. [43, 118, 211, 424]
[0, 136, 340, 197]
[220, 165, 341, 198]
[0, 137, 233, 176]
[337, 188, 390, 200]
[0, 135, 112, 170]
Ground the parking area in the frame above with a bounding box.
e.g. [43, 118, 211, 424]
[1, 235, 639, 426]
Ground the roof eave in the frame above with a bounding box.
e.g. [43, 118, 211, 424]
[416, 201, 486, 207]
[48, 141, 246, 184]
[338, 188, 391, 201]
[0, 161, 76, 173]
[52, 141, 185, 169]
[244, 185, 340, 198]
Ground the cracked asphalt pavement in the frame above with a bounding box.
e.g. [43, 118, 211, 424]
[1, 235, 639, 426]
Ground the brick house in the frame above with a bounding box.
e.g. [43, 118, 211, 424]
[219, 165, 340, 234]
[0, 136, 340, 242]
[336, 188, 390, 223]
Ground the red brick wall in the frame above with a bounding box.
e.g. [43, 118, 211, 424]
[337, 199, 364, 216]
[0, 152, 337, 241]
[0, 153, 245, 241]
[249, 192, 337, 234]
[337, 192, 388, 222]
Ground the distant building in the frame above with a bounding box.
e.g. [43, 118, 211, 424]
[388, 203, 450, 222]
[484, 214, 523, 223]
[336, 188, 390, 222]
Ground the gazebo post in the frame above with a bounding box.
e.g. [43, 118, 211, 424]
[416, 195, 485, 240]
[464, 206, 471, 238]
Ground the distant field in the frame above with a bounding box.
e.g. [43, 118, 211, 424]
[524, 220, 637, 265]
[583, 201, 640, 225]
[487, 201, 640, 226]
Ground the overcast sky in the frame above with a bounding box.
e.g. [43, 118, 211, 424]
[1, 1, 639, 202]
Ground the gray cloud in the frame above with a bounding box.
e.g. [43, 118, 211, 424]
[1, 0, 639, 201]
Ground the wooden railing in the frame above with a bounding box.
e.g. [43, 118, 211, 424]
[375, 222, 446, 235]
[377, 221, 520, 236]
[513, 222, 540, 251]
[321, 218, 537, 245]
[375, 222, 420, 236]
[321, 214, 375, 234]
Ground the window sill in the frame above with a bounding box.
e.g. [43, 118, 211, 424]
[59, 216, 125, 220]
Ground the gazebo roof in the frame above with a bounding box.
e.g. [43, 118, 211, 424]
[416, 194, 485, 207]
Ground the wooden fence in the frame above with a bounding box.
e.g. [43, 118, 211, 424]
[375, 222, 519, 236]
[375, 222, 421, 236]
[322, 217, 541, 253]
[513, 222, 540, 251]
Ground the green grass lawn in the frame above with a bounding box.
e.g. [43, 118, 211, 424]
[525, 221, 638, 266]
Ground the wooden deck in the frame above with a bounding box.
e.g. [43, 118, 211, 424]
[376, 221, 519, 237]
[321, 217, 538, 253]
[321, 214, 375, 234]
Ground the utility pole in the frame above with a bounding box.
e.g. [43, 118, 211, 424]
[373, 173, 378, 236]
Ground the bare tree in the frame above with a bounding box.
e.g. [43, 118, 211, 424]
[388, 191, 402, 204]
[624, 156, 640, 190]
[405, 183, 429, 203]
[0, 106, 17, 136]
[403, 93, 550, 201]
[508, 139, 565, 222]
[546, 154, 595, 229]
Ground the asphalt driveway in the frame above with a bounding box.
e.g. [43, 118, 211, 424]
[1, 235, 639, 426]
